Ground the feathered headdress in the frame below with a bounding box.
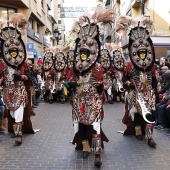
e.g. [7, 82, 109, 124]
[70, 8, 116, 35]
[69, 8, 116, 74]
[115, 15, 154, 38]
[105, 43, 120, 53]
[0, 13, 29, 69]
[0, 13, 29, 35]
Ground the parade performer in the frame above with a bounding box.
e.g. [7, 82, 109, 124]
[0, 13, 29, 144]
[53, 49, 67, 103]
[65, 21, 106, 166]
[8, 59, 37, 135]
[42, 49, 54, 104]
[116, 16, 157, 147]
[112, 48, 125, 102]
[64, 8, 116, 165]
[21, 60, 36, 134]
[65, 49, 76, 100]
[100, 48, 113, 104]
[67, 49, 74, 70]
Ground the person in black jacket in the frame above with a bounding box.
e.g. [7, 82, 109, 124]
[165, 100, 170, 135]
[154, 70, 170, 129]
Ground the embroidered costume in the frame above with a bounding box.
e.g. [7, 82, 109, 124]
[112, 49, 125, 102]
[65, 17, 109, 167]
[53, 51, 67, 103]
[100, 48, 113, 104]
[0, 24, 28, 144]
[122, 24, 157, 147]
[42, 51, 54, 104]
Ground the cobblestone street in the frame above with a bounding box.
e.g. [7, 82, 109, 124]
[0, 101, 170, 170]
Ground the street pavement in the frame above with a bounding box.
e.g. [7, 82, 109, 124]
[0, 100, 170, 170]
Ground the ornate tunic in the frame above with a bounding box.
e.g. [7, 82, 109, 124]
[54, 70, 66, 91]
[123, 62, 156, 119]
[42, 69, 54, 91]
[3, 64, 27, 111]
[42, 51, 54, 91]
[68, 63, 104, 125]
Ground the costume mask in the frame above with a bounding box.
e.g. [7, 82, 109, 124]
[100, 49, 111, 70]
[54, 52, 65, 71]
[74, 21, 100, 73]
[43, 51, 53, 71]
[112, 50, 124, 71]
[0, 27, 26, 69]
[67, 50, 74, 69]
[128, 26, 155, 71]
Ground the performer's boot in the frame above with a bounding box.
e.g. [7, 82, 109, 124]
[91, 134, 102, 167]
[108, 95, 113, 104]
[116, 96, 120, 102]
[135, 125, 143, 140]
[11, 124, 17, 138]
[14, 123, 23, 145]
[0, 119, 6, 131]
[60, 95, 65, 104]
[49, 93, 53, 104]
[81, 140, 91, 158]
[49, 100, 53, 104]
[46, 96, 49, 102]
[145, 124, 156, 147]
[2, 118, 8, 129]
[94, 154, 102, 167]
[121, 93, 125, 102]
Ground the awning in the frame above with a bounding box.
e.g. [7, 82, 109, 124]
[151, 37, 170, 47]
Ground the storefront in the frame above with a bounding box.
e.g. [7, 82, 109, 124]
[26, 27, 51, 65]
[151, 37, 170, 59]
[120, 36, 170, 60]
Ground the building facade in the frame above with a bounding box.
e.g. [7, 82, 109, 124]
[1, 0, 170, 61]
[0, 0, 59, 63]
[102, 0, 170, 59]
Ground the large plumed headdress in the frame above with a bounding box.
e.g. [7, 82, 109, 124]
[115, 15, 155, 71]
[71, 8, 116, 74]
[0, 13, 29, 69]
[128, 24, 155, 71]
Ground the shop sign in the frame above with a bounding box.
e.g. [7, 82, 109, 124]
[27, 51, 34, 59]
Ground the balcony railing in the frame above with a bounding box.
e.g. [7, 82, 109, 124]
[27, 27, 50, 47]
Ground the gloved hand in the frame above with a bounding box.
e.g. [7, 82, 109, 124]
[67, 82, 79, 88]
[129, 83, 135, 89]
[13, 74, 21, 80]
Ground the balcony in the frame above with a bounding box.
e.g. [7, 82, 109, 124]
[0, 0, 29, 8]
[104, 0, 111, 6]
[27, 27, 50, 47]
[131, 0, 140, 8]
[46, 0, 52, 10]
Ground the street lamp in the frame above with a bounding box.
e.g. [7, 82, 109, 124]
[54, 29, 60, 45]
[136, 0, 146, 15]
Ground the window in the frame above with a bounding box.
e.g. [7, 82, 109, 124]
[167, 50, 170, 58]
[0, 7, 7, 20]
[37, 23, 41, 33]
[0, 6, 16, 20]
[58, 20, 61, 24]
[41, 0, 44, 8]
[8, 8, 16, 19]
[126, 9, 132, 16]
[28, 18, 34, 29]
